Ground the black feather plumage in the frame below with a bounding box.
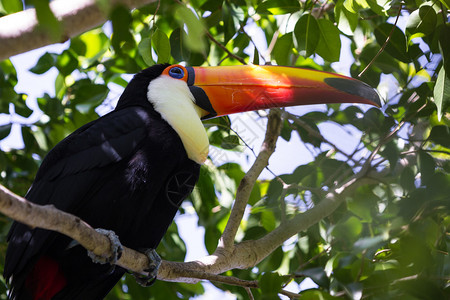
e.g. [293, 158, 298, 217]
[4, 64, 200, 299]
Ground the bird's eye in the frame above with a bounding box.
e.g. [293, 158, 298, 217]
[168, 67, 184, 79]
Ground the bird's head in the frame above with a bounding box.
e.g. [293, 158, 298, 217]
[118, 64, 381, 164]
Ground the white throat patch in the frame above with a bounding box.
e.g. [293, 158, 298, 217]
[147, 75, 209, 164]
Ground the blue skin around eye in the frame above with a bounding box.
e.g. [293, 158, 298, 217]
[169, 67, 184, 79]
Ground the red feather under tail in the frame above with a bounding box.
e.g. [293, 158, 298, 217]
[25, 256, 67, 300]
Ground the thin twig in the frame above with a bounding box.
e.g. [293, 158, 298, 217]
[149, 0, 161, 27]
[279, 289, 301, 299]
[265, 28, 279, 60]
[440, 3, 447, 23]
[239, 22, 267, 64]
[245, 287, 255, 300]
[358, 4, 403, 77]
[219, 110, 282, 250]
[205, 30, 247, 65]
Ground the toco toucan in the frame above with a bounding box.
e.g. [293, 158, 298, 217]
[4, 64, 381, 299]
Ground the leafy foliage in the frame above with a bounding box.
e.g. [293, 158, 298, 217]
[0, 0, 449, 299]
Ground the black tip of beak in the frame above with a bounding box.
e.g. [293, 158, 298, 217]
[324, 78, 382, 107]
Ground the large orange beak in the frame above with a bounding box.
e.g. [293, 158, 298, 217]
[180, 65, 381, 119]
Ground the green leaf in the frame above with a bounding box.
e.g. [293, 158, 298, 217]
[347, 186, 377, 222]
[261, 210, 276, 231]
[400, 167, 416, 191]
[70, 80, 109, 113]
[296, 267, 329, 289]
[406, 5, 437, 38]
[439, 0, 450, 10]
[332, 216, 362, 242]
[272, 33, 294, 65]
[29, 52, 57, 74]
[299, 290, 340, 299]
[433, 66, 450, 121]
[175, 6, 206, 53]
[256, 0, 300, 15]
[259, 272, 286, 297]
[170, 28, 191, 62]
[221, 135, 240, 149]
[253, 46, 260, 65]
[293, 13, 320, 57]
[343, 0, 359, 13]
[438, 24, 450, 78]
[13, 94, 33, 118]
[71, 29, 109, 62]
[381, 141, 399, 171]
[152, 29, 171, 64]
[222, 2, 243, 44]
[110, 5, 134, 52]
[418, 151, 435, 185]
[353, 235, 386, 253]
[37, 94, 64, 119]
[428, 125, 450, 148]
[56, 50, 78, 76]
[0, 123, 11, 140]
[315, 19, 341, 62]
[335, 2, 358, 36]
[366, 0, 389, 16]
[374, 23, 410, 63]
[138, 38, 154, 66]
[1, 0, 23, 13]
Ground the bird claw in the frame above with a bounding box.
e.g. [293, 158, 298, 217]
[132, 249, 161, 287]
[88, 228, 123, 265]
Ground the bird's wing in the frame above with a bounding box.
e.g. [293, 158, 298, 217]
[4, 106, 157, 281]
[33, 107, 151, 187]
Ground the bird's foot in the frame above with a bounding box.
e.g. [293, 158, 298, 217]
[132, 249, 161, 287]
[88, 228, 123, 265]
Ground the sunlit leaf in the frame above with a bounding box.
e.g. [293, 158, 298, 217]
[335, 2, 358, 36]
[433, 66, 450, 121]
[439, 0, 450, 9]
[406, 4, 437, 38]
[56, 50, 78, 76]
[256, 0, 300, 15]
[1, 0, 23, 13]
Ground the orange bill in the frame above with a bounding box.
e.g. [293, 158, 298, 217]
[179, 65, 380, 119]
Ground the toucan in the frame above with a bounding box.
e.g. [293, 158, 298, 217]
[4, 63, 380, 299]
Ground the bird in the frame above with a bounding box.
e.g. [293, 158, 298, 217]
[4, 63, 381, 299]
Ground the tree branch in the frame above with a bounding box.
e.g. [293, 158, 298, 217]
[219, 109, 282, 250]
[0, 109, 396, 292]
[0, 0, 157, 61]
[0, 184, 151, 275]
